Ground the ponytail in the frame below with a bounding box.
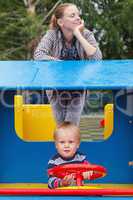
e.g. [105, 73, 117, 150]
[49, 14, 59, 30]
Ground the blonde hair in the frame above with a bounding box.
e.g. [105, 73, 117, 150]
[49, 3, 76, 29]
[54, 121, 80, 141]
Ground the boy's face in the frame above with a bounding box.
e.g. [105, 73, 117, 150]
[55, 128, 80, 159]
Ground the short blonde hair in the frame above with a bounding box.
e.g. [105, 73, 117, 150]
[54, 121, 80, 141]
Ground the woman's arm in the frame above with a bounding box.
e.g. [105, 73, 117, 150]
[34, 30, 58, 60]
[73, 21, 102, 60]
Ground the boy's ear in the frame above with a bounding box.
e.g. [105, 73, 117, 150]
[55, 143, 57, 149]
[77, 142, 80, 149]
[57, 19, 63, 27]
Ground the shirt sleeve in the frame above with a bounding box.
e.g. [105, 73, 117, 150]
[48, 175, 62, 189]
[34, 30, 54, 60]
[47, 155, 62, 189]
[84, 30, 102, 60]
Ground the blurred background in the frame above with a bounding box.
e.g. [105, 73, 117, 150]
[0, 0, 133, 60]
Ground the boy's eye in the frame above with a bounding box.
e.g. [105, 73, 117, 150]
[69, 140, 74, 144]
[59, 141, 64, 144]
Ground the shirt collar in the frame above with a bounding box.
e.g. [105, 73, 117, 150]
[57, 28, 76, 45]
[58, 151, 78, 161]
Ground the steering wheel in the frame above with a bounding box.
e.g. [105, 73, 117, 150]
[48, 163, 107, 186]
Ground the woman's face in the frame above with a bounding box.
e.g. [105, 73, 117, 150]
[58, 5, 82, 32]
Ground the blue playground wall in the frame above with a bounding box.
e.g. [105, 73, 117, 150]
[0, 90, 132, 184]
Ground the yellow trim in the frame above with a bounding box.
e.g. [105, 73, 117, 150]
[14, 95, 56, 141]
[14, 95, 23, 140]
[0, 183, 132, 189]
[59, 184, 133, 190]
[103, 104, 114, 139]
[0, 183, 48, 189]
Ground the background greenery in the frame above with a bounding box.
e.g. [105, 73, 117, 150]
[0, 0, 133, 60]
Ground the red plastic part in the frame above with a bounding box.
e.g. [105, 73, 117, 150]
[0, 188, 133, 196]
[100, 119, 105, 128]
[48, 163, 107, 186]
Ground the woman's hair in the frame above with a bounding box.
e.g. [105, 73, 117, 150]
[49, 3, 75, 30]
[54, 121, 80, 141]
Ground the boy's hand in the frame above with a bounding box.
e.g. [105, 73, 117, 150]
[82, 171, 93, 180]
[60, 174, 75, 187]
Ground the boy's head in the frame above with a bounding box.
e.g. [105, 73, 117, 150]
[54, 122, 80, 159]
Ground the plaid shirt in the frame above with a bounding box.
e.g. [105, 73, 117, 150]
[60, 33, 80, 60]
[34, 28, 102, 60]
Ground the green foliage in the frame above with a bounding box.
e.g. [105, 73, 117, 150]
[0, 1, 47, 60]
[92, 0, 133, 58]
[63, 0, 133, 59]
[0, 0, 132, 60]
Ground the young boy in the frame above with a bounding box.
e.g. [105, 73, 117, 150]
[47, 121, 92, 189]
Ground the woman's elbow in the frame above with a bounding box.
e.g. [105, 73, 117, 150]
[86, 47, 97, 57]
[87, 48, 102, 60]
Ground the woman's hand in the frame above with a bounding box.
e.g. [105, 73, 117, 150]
[49, 56, 61, 61]
[73, 20, 84, 35]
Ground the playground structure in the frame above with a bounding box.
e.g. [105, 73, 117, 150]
[48, 163, 107, 186]
[14, 95, 113, 141]
[0, 60, 132, 198]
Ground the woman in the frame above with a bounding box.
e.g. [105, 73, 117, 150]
[34, 3, 102, 126]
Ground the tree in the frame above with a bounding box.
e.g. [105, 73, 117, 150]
[0, 0, 60, 59]
[0, 0, 132, 59]
[62, 0, 133, 58]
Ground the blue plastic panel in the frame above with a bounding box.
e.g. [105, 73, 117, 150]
[0, 61, 38, 90]
[0, 60, 133, 90]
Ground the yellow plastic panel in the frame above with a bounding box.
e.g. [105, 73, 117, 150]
[14, 95, 113, 142]
[14, 95, 56, 141]
[14, 95, 23, 140]
[103, 104, 114, 139]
